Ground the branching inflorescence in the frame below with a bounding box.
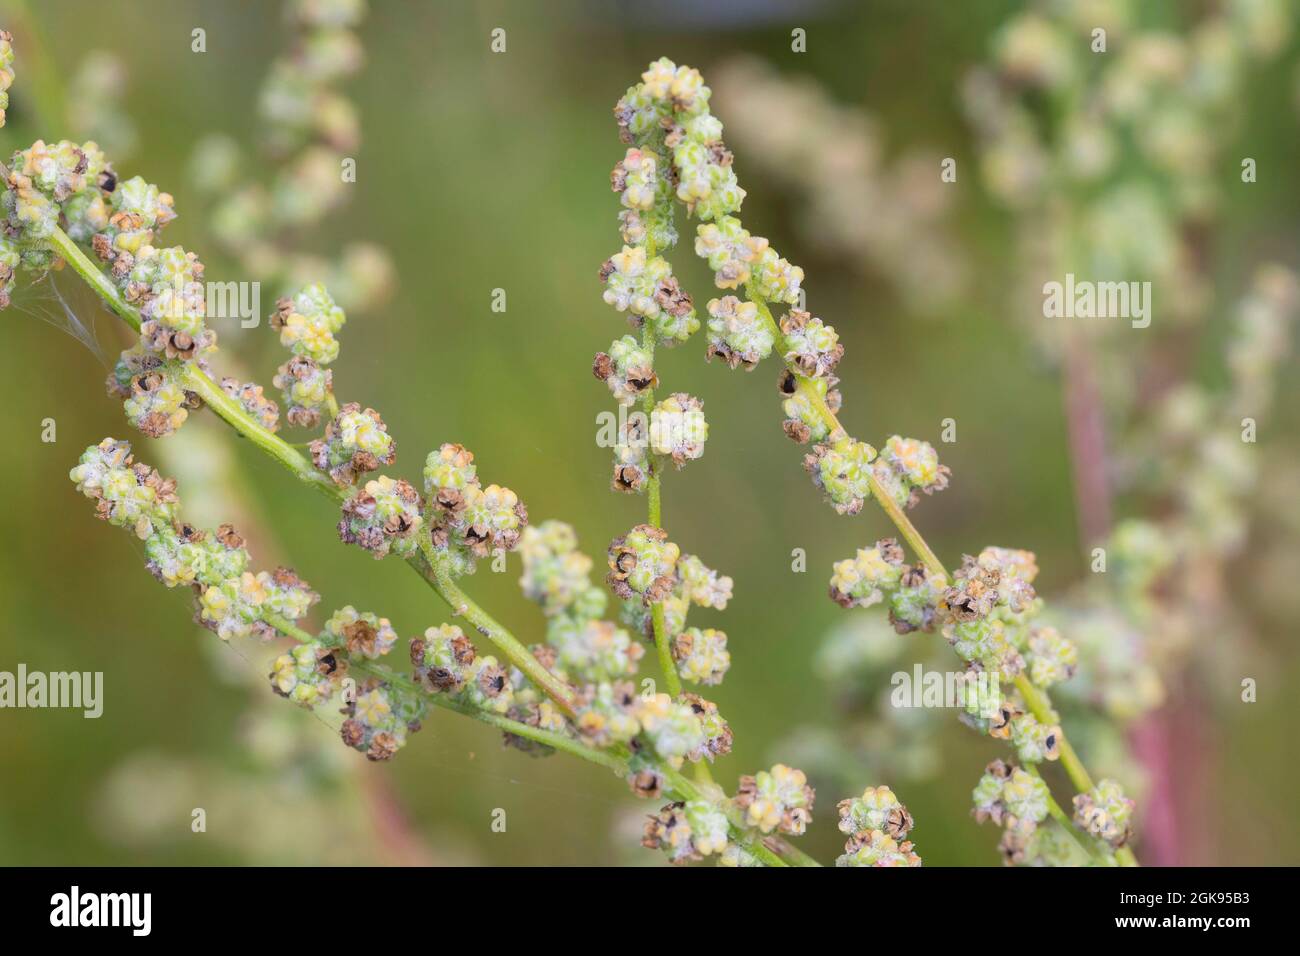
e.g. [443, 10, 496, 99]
[2, 18, 1138, 865]
[597, 56, 1135, 866]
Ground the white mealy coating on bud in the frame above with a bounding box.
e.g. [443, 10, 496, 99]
[271, 282, 347, 365]
[607, 524, 680, 605]
[649, 392, 708, 465]
[1001, 767, 1050, 823]
[672, 627, 730, 686]
[675, 554, 733, 609]
[695, 217, 768, 290]
[270, 640, 346, 708]
[548, 617, 643, 683]
[518, 521, 597, 616]
[613, 147, 659, 211]
[594, 334, 657, 406]
[805, 438, 878, 515]
[780, 309, 842, 378]
[69, 438, 177, 539]
[634, 692, 707, 766]
[1025, 624, 1078, 687]
[423, 442, 477, 496]
[1073, 779, 1135, 847]
[828, 539, 906, 609]
[752, 247, 804, 306]
[601, 245, 670, 319]
[706, 295, 773, 369]
[310, 403, 395, 486]
[323, 605, 398, 659]
[837, 785, 913, 839]
[735, 763, 814, 835]
[835, 830, 923, 867]
[338, 475, 423, 559]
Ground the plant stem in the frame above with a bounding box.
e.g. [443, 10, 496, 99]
[662, 766, 792, 867]
[44, 217, 806, 866]
[422, 541, 578, 714]
[1022, 763, 1113, 865]
[262, 614, 616, 772]
[42, 219, 578, 717]
[637, 240, 682, 703]
[745, 279, 1138, 866]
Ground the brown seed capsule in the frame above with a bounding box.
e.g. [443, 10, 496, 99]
[628, 768, 663, 799]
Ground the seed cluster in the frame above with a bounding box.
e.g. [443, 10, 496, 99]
[70, 439, 319, 642]
[835, 785, 922, 867]
[970, 760, 1062, 865]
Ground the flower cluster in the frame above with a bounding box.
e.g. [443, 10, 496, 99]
[310, 402, 395, 485]
[970, 759, 1057, 865]
[835, 785, 921, 867]
[804, 437, 877, 515]
[872, 436, 951, 510]
[110, 353, 200, 438]
[422, 443, 528, 575]
[618, 550, 731, 655]
[780, 309, 843, 379]
[0, 138, 111, 311]
[340, 679, 425, 762]
[671, 627, 730, 686]
[828, 539, 1071, 766]
[338, 474, 423, 559]
[69, 438, 319, 642]
[607, 524, 680, 605]
[0, 30, 12, 130]
[270, 639, 348, 708]
[1073, 779, 1135, 848]
[574, 686, 713, 774]
[642, 799, 730, 865]
[610, 146, 676, 249]
[323, 605, 397, 659]
[593, 335, 657, 405]
[274, 354, 334, 428]
[410, 623, 518, 716]
[705, 295, 772, 369]
[0, 147, 238, 440]
[648, 392, 708, 466]
[599, 245, 698, 345]
[271, 283, 347, 365]
[734, 764, 814, 835]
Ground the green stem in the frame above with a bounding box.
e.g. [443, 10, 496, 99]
[262, 613, 616, 772]
[637, 239, 682, 702]
[744, 280, 1138, 867]
[650, 602, 680, 698]
[422, 540, 578, 714]
[1022, 763, 1113, 865]
[42, 219, 578, 717]
[45, 223, 141, 331]
[662, 767, 791, 867]
[47, 214, 804, 866]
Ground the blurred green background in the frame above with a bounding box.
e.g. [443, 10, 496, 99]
[0, 0, 1297, 866]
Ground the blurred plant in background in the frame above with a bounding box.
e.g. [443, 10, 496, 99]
[782, 0, 1300, 866]
[2, 0, 433, 865]
[712, 56, 964, 313]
